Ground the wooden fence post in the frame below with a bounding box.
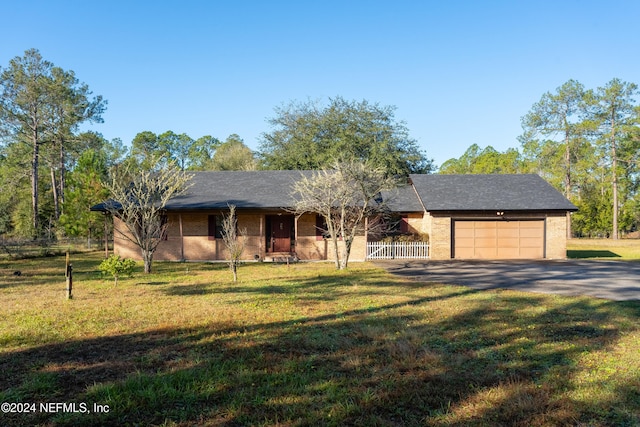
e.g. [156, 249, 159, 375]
[65, 251, 73, 299]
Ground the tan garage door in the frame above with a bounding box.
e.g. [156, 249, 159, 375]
[454, 220, 545, 259]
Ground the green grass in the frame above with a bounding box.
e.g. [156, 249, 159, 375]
[568, 238, 640, 259]
[1, 252, 639, 426]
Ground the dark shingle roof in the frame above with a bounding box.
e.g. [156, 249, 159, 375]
[165, 170, 314, 209]
[409, 174, 577, 212]
[165, 171, 425, 212]
[92, 171, 577, 214]
[381, 185, 424, 212]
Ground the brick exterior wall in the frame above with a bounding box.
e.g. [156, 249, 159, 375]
[426, 214, 452, 260]
[545, 213, 568, 259]
[112, 209, 569, 262]
[112, 211, 368, 262]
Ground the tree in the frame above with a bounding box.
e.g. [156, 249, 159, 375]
[520, 80, 591, 196]
[220, 204, 246, 282]
[0, 49, 54, 236]
[188, 135, 222, 170]
[99, 254, 136, 286]
[519, 80, 593, 237]
[0, 49, 105, 236]
[103, 162, 192, 273]
[210, 134, 257, 171]
[292, 159, 396, 269]
[59, 148, 110, 246]
[259, 97, 432, 176]
[158, 130, 195, 170]
[439, 144, 524, 174]
[45, 67, 106, 220]
[592, 78, 638, 239]
[130, 131, 161, 170]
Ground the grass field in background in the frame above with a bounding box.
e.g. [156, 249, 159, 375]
[567, 238, 640, 259]
[1, 250, 639, 426]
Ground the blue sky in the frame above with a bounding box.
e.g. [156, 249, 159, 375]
[2, 1, 639, 167]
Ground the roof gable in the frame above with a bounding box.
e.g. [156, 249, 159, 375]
[409, 174, 577, 212]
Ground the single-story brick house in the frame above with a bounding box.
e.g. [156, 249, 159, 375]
[94, 171, 577, 261]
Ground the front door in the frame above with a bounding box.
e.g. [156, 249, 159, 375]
[269, 215, 292, 252]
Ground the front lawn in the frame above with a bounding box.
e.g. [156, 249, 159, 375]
[568, 238, 640, 259]
[1, 253, 639, 426]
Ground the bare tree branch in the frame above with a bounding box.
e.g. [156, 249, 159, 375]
[103, 160, 192, 273]
[292, 159, 397, 269]
[221, 204, 246, 282]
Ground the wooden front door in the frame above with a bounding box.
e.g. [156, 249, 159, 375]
[269, 215, 292, 252]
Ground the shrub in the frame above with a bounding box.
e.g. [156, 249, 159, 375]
[379, 233, 429, 243]
[99, 254, 136, 285]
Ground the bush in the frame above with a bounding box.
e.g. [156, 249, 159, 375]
[99, 254, 136, 285]
[379, 233, 429, 243]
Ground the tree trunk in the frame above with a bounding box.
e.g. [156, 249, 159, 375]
[341, 238, 353, 270]
[611, 116, 619, 240]
[142, 250, 153, 274]
[331, 236, 341, 269]
[50, 166, 60, 220]
[31, 135, 40, 236]
[612, 148, 619, 240]
[231, 263, 238, 282]
[59, 141, 66, 215]
[564, 130, 572, 239]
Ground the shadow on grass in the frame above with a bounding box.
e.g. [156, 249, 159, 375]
[162, 263, 407, 301]
[1, 290, 639, 426]
[568, 250, 622, 259]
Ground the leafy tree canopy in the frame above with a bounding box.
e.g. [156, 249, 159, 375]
[439, 144, 524, 174]
[210, 134, 256, 171]
[259, 97, 433, 176]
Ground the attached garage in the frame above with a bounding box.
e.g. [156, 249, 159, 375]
[408, 174, 578, 260]
[453, 219, 545, 259]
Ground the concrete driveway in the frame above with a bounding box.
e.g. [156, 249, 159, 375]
[375, 259, 640, 301]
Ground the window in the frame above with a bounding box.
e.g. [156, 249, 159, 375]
[160, 215, 168, 240]
[315, 215, 327, 241]
[152, 215, 168, 241]
[316, 214, 341, 240]
[383, 214, 409, 236]
[208, 215, 224, 240]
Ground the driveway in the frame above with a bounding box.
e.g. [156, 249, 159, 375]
[375, 259, 640, 301]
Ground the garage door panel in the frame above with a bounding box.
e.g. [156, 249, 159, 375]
[454, 220, 545, 259]
[497, 228, 519, 238]
[475, 247, 497, 258]
[520, 247, 543, 258]
[455, 247, 475, 258]
[455, 228, 475, 238]
[475, 237, 498, 247]
[497, 248, 518, 258]
[499, 222, 520, 229]
[474, 228, 497, 238]
[456, 238, 475, 250]
[520, 237, 544, 247]
[497, 238, 519, 248]
[520, 228, 543, 238]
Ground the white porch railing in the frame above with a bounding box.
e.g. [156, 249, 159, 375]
[366, 241, 430, 260]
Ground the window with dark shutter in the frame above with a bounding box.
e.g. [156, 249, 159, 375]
[160, 215, 168, 241]
[315, 215, 326, 241]
[315, 214, 340, 240]
[208, 215, 224, 240]
[400, 215, 409, 234]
